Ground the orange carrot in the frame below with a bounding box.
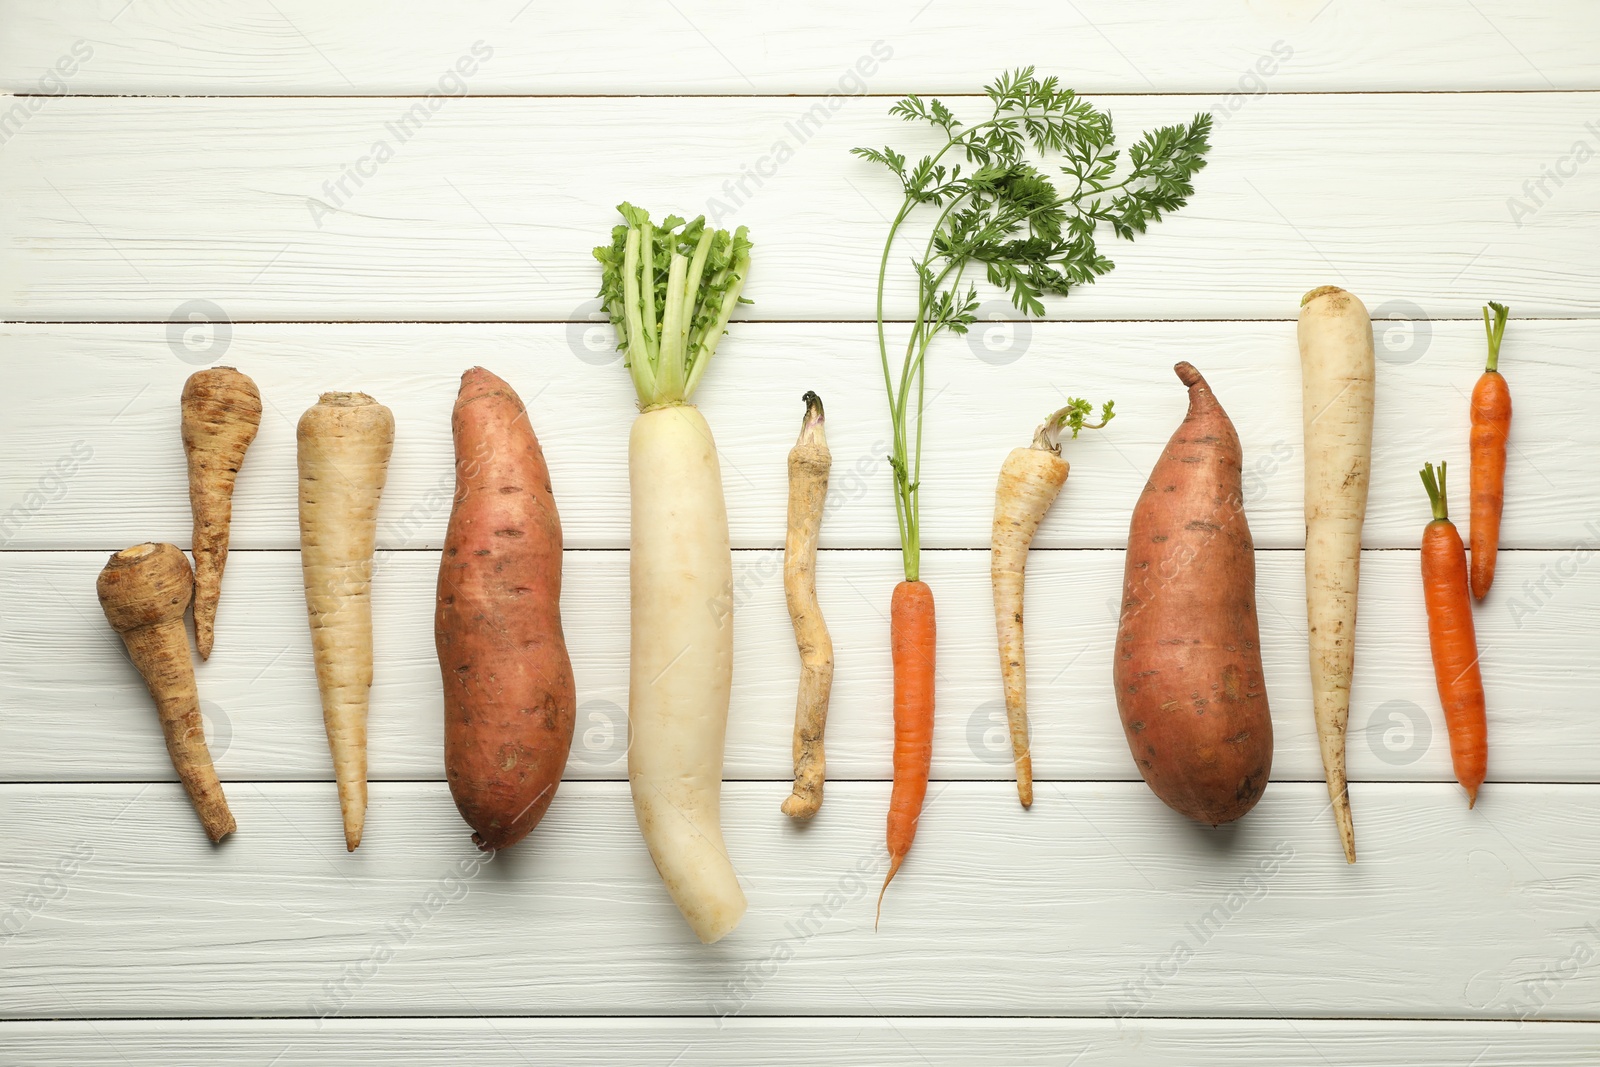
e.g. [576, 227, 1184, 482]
[1470, 301, 1512, 600]
[1419, 462, 1488, 806]
[877, 579, 935, 927]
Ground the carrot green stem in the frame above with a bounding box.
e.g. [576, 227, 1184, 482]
[1482, 301, 1509, 373]
[1420, 460, 1450, 523]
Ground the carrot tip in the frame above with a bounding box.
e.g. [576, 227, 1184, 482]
[1467, 787, 1479, 809]
[875, 854, 905, 931]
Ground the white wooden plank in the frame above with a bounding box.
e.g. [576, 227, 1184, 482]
[1, 1, 1594, 94]
[3, 547, 1594, 785]
[2, 94, 1596, 321]
[2, 781, 1598, 1018]
[2, 320, 1593, 552]
[4, 1017, 1598, 1067]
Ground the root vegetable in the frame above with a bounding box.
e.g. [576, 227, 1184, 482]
[1296, 284, 1375, 864]
[1470, 302, 1512, 600]
[1114, 363, 1272, 826]
[298, 391, 394, 852]
[1420, 462, 1488, 806]
[437, 367, 576, 852]
[181, 367, 261, 660]
[97, 542, 235, 842]
[990, 398, 1113, 808]
[781, 391, 834, 821]
[595, 204, 752, 943]
[878, 578, 935, 926]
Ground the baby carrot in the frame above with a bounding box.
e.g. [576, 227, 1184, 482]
[1419, 462, 1487, 806]
[1469, 302, 1512, 600]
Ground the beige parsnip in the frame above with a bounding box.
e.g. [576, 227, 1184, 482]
[181, 367, 261, 660]
[1297, 285, 1376, 864]
[97, 542, 235, 843]
[297, 392, 394, 852]
[781, 392, 834, 820]
[990, 401, 1111, 808]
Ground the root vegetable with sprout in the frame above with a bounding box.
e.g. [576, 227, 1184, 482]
[990, 397, 1113, 808]
[594, 203, 752, 944]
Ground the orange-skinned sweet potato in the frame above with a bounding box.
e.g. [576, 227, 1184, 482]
[1113, 362, 1272, 825]
[436, 367, 576, 851]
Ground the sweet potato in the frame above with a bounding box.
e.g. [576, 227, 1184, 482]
[436, 367, 576, 852]
[1113, 362, 1272, 826]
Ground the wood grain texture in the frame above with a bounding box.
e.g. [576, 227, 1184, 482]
[3, 1017, 1599, 1066]
[2, 94, 1596, 321]
[3, 548, 1594, 784]
[3, 781, 1599, 1019]
[0, 1, 1593, 94]
[2, 321, 1594, 552]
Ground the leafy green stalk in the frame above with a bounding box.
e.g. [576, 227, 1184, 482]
[1420, 461, 1450, 523]
[1031, 397, 1115, 452]
[1482, 301, 1509, 373]
[853, 67, 1211, 581]
[594, 203, 753, 407]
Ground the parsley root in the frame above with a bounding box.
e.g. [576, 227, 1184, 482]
[98, 542, 235, 843]
[990, 398, 1113, 808]
[181, 367, 261, 660]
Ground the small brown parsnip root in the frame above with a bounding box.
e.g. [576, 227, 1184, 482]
[182, 367, 262, 660]
[991, 399, 1113, 808]
[781, 392, 835, 820]
[97, 542, 236, 843]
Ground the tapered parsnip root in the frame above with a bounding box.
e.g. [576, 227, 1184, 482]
[298, 392, 394, 852]
[990, 400, 1112, 808]
[181, 367, 261, 660]
[1297, 285, 1375, 864]
[97, 542, 235, 843]
[781, 392, 834, 820]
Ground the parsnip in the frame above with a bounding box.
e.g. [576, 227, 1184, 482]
[97, 542, 235, 842]
[297, 391, 394, 852]
[181, 367, 261, 660]
[990, 399, 1112, 808]
[1297, 285, 1376, 864]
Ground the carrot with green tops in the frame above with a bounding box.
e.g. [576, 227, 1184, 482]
[1419, 461, 1487, 806]
[878, 578, 935, 927]
[1470, 302, 1512, 600]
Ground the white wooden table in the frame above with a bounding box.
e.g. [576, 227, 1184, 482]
[3, 2, 1599, 1063]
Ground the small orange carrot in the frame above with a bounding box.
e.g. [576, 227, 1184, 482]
[1470, 301, 1512, 600]
[877, 579, 935, 927]
[1419, 462, 1488, 806]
